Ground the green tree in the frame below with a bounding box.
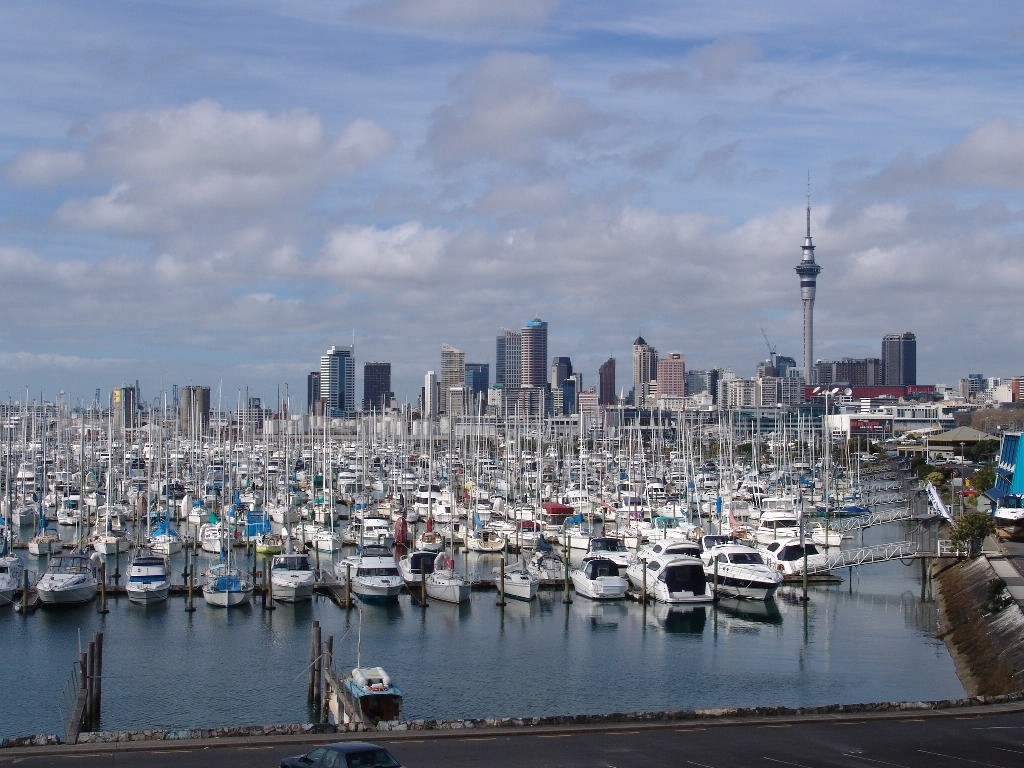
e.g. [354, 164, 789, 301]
[949, 511, 996, 558]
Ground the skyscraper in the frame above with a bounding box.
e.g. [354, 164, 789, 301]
[794, 192, 821, 383]
[598, 357, 616, 406]
[423, 370, 439, 419]
[179, 385, 211, 435]
[439, 343, 466, 414]
[306, 371, 321, 414]
[550, 356, 573, 388]
[362, 361, 392, 412]
[521, 318, 548, 389]
[658, 353, 686, 398]
[320, 345, 355, 417]
[882, 332, 917, 385]
[632, 336, 658, 405]
[495, 329, 521, 389]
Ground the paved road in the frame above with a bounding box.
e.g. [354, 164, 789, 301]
[4, 704, 1024, 768]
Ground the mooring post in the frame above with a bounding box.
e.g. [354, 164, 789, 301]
[497, 558, 506, 606]
[97, 562, 108, 614]
[321, 635, 333, 723]
[308, 620, 320, 707]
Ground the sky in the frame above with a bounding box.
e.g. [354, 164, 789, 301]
[2, 1, 1023, 409]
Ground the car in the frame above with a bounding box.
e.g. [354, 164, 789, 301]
[280, 741, 404, 768]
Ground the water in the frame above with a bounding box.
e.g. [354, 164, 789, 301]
[0, 521, 963, 741]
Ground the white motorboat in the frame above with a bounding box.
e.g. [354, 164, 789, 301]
[701, 540, 783, 601]
[270, 551, 316, 602]
[625, 553, 712, 604]
[994, 493, 1024, 541]
[760, 538, 830, 579]
[527, 548, 565, 582]
[465, 527, 505, 553]
[754, 498, 803, 545]
[336, 544, 403, 603]
[0, 554, 26, 606]
[28, 525, 63, 556]
[583, 536, 631, 567]
[36, 552, 100, 606]
[125, 551, 171, 604]
[397, 549, 437, 590]
[342, 517, 395, 549]
[148, 516, 184, 555]
[570, 556, 629, 600]
[198, 520, 232, 554]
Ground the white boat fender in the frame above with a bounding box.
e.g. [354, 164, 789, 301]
[90, 550, 106, 573]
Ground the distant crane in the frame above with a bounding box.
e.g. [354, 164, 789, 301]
[761, 327, 777, 369]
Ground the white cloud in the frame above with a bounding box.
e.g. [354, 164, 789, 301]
[425, 52, 603, 170]
[6, 149, 85, 186]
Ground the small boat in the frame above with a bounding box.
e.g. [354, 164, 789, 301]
[701, 540, 783, 601]
[148, 516, 183, 555]
[526, 548, 565, 583]
[994, 494, 1024, 541]
[397, 549, 436, 589]
[125, 550, 171, 604]
[425, 552, 471, 604]
[583, 536, 631, 567]
[336, 666, 403, 726]
[202, 560, 253, 608]
[36, 552, 100, 606]
[570, 556, 629, 600]
[336, 544, 403, 604]
[198, 520, 232, 554]
[496, 561, 539, 601]
[465, 527, 505, 553]
[0, 553, 26, 607]
[270, 551, 316, 603]
[254, 531, 285, 555]
[27, 524, 63, 556]
[760, 538, 830, 579]
[625, 553, 712, 604]
[414, 528, 444, 552]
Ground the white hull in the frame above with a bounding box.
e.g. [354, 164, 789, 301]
[426, 570, 471, 603]
[202, 584, 252, 607]
[37, 577, 97, 606]
[499, 568, 539, 601]
[571, 572, 629, 600]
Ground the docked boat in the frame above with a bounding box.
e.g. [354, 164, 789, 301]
[526, 548, 565, 582]
[701, 540, 783, 600]
[198, 520, 231, 554]
[125, 550, 171, 604]
[425, 552, 471, 604]
[496, 561, 539, 601]
[583, 536, 631, 567]
[625, 553, 712, 604]
[202, 560, 253, 608]
[254, 531, 285, 555]
[336, 544, 403, 604]
[994, 493, 1024, 541]
[570, 556, 629, 600]
[760, 537, 830, 579]
[465, 527, 505, 553]
[397, 549, 436, 590]
[0, 553, 25, 607]
[334, 666, 403, 726]
[270, 551, 316, 603]
[147, 516, 183, 555]
[754, 499, 803, 545]
[414, 528, 444, 552]
[27, 524, 63, 556]
[36, 552, 100, 606]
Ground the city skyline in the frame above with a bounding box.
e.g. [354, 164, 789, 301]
[2, 3, 1023, 404]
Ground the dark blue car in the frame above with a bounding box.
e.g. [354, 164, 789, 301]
[280, 741, 404, 768]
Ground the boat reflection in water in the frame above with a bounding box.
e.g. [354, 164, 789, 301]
[713, 597, 783, 626]
[647, 603, 708, 634]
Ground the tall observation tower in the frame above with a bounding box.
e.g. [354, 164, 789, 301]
[794, 192, 821, 383]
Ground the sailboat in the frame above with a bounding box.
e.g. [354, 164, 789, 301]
[0, 522, 25, 607]
[425, 550, 471, 604]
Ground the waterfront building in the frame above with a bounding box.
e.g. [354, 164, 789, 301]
[320, 345, 356, 418]
[598, 357, 616, 406]
[794, 194, 822, 384]
[495, 329, 521, 389]
[179, 385, 211, 435]
[521, 318, 548, 389]
[882, 332, 917, 385]
[632, 336, 658, 406]
[814, 358, 883, 387]
[362, 362, 392, 412]
[439, 344, 466, 415]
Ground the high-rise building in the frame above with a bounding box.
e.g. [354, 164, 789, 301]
[794, 192, 822, 383]
[362, 362, 392, 412]
[598, 357, 616, 406]
[551, 356, 573, 388]
[495, 329, 521, 389]
[423, 370, 439, 419]
[465, 362, 489, 413]
[658, 353, 686, 398]
[439, 344, 466, 414]
[521, 318, 548, 389]
[320, 345, 355, 417]
[179, 385, 211, 435]
[632, 336, 658, 405]
[882, 332, 917, 385]
[306, 371, 321, 414]
[111, 385, 139, 433]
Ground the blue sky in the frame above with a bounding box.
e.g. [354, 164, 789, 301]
[2, 1, 1023, 407]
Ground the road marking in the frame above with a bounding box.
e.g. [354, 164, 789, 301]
[763, 756, 815, 767]
[840, 753, 909, 767]
[537, 733, 572, 739]
[917, 748, 998, 765]
[675, 727, 708, 732]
